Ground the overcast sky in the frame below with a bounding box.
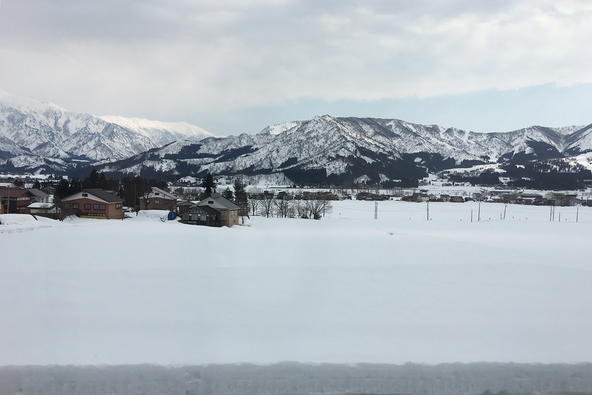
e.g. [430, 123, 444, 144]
[1, 0, 592, 136]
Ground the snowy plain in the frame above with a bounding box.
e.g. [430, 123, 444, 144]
[1, 201, 592, 368]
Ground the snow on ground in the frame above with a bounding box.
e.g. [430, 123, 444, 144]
[1, 201, 592, 367]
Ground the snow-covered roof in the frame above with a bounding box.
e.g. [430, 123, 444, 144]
[27, 202, 54, 209]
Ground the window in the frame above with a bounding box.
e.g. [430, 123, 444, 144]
[64, 203, 70, 208]
[154, 200, 160, 205]
[72, 203, 79, 209]
[115, 204, 122, 209]
[82, 193, 88, 197]
[84, 204, 91, 210]
[93, 204, 106, 210]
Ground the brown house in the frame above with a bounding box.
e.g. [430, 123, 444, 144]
[182, 205, 222, 226]
[197, 194, 239, 227]
[182, 193, 239, 227]
[139, 187, 178, 211]
[0, 188, 31, 214]
[62, 189, 124, 219]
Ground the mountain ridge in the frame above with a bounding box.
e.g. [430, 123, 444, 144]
[0, 91, 213, 171]
[75, 115, 592, 187]
[2, 92, 591, 188]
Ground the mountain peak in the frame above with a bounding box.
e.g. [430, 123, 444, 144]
[0, 90, 68, 113]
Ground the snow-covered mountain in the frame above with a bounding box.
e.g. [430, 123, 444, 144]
[86, 115, 592, 186]
[98, 115, 212, 146]
[2, 91, 591, 186]
[0, 91, 213, 171]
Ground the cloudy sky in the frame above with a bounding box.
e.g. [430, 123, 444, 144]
[1, 0, 592, 136]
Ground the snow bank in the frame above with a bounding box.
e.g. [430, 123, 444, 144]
[1, 202, 591, 369]
[1, 363, 592, 395]
[0, 214, 63, 234]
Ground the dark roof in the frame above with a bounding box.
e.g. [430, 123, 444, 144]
[197, 194, 239, 210]
[77, 189, 123, 203]
[190, 205, 221, 215]
[0, 188, 28, 198]
[41, 186, 56, 194]
[27, 188, 49, 199]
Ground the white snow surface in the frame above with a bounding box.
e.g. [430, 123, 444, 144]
[1, 201, 592, 366]
[98, 115, 213, 144]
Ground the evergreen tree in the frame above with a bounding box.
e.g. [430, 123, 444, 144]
[202, 173, 216, 197]
[69, 177, 82, 194]
[98, 171, 108, 189]
[87, 169, 100, 188]
[54, 179, 71, 199]
[233, 178, 249, 222]
[222, 187, 234, 200]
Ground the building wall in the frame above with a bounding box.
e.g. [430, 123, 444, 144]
[17, 196, 32, 213]
[220, 209, 239, 227]
[63, 198, 123, 219]
[139, 198, 176, 211]
[0, 196, 29, 214]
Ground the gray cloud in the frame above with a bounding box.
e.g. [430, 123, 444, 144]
[1, 0, 591, 134]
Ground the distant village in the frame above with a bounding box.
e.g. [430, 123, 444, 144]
[1, 171, 591, 226]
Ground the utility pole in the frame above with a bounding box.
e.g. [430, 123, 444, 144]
[576, 205, 579, 223]
[374, 201, 378, 220]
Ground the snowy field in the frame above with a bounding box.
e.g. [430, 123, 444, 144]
[1, 201, 592, 369]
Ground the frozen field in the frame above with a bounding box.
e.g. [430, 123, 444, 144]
[1, 200, 592, 367]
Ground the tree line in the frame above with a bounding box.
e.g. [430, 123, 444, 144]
[247, 192, 333, 219]
[54, 169, 167, 210]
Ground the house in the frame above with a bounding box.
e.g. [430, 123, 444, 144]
[188, 193, 239, 227]
[0, 187, 31, 214]
[27, 188, 50, 203]
[27, 201, 60, 219]
[139, 187, 178, 211]
[182, 205, 222, 226]
[41, 185, 56, 196]
[404, 192, 429, 202]
[62, 189, 124, 219]
[176, 200, 194, 216]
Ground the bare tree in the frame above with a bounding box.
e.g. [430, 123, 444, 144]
[294, 200, 308, 218]
[248, 195, 260, 216]
[184, 187, 203, 201]
[260, 194, 275, 218]
[304, 195, 333, 219]
[274, 198, 292, 218]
